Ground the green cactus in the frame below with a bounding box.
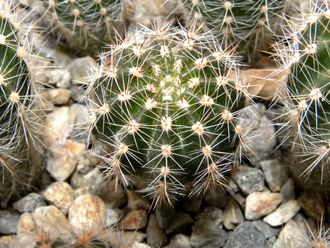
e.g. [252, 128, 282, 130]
[41, 0, 124, 55]
[85, 24, 251, 207]
[274, 4, 329, 186]
[182, 0, 287, 62]
[0, 12, 42, 207]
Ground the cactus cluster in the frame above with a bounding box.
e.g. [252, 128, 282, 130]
[0, 7, 43, 207]
[182, 0, 287, 61]
[84, 24, 252, 207]
[41, 0, 124, 55]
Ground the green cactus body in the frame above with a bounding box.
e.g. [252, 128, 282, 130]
[44, 0, 123, 55]
[0, 15, 41, 207]
[281, 8, 330, 186]
[87, 25, 249, 206]
[183, 0, 286, 61]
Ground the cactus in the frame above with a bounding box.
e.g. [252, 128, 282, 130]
[84, 23, 252, 207]
[182, 0, 287, 62]
[41, 0, 124, 55]
[273, 2, 329, 186]
[0, 7, 43, 207]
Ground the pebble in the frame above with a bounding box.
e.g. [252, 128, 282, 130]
[232, 166, 265, 195]
[164, 234, 192, 248]
[263, 200, 300, 226]
[191, 207, 227, 248]
[260, 159, 288, 192]
[165, 212, 193, 234]
[16, 213, 36, 236]
[146, 214, 167, 247]
[127, 191, 150, 210]
[237, 104, 276, 164]
[32, 206, 73, 241]
[36, 68, 71, 88]
[224, 222, 267, 248]
[0, 211, 20, 234]
[280, 178, 296, 201]
[223, 199, 244, 230]
[131, 242, 151, 248]
[13, 193, 46, 213]
[69, 57, 97, 85]
[0, 235, 15, 248]
[108, 231, 146, 248]
[120, 210, 148, 230]
[46, 144, 78, 181]
[69, 194, 106, 236]
[47, 88, 71, 105]
[245, 191, 282, 220]
[252, 220, 278, 240]
[273, 214, 308, 248]
[44, 107, 76, 147]
[43, 182, 75, 214]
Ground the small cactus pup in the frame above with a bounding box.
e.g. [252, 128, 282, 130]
[0, 9, 43, 207]
[182, 0, 288, 62]
[40, 0, 124, 55]
[274, 3, 329, 187]
[85, 23, 252, 207]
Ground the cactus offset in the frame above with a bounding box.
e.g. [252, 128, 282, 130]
[183, 0, 287, 62]
[274, 2, 330, 185]
[0, 8, 43, 207]
[41, 0, 123, 55]
[85, 24, 251, 207]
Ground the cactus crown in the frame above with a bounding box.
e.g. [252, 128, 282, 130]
[43, 0, 123, 54]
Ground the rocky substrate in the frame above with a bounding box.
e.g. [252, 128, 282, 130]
[0, 1, 329, 247]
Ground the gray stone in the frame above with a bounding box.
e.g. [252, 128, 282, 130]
[0, 211, 20, 234]
[252, 220, 278, 239]
[165, 212, 193, 234]
[245, 192, 282, 220]
[260, 159, 288, 192]
[264, 200, 300, 226]
[224, 222, 267, 248]
[164, 234, 191, 248]
[13, 193, 46, 213]
[146, 214, 167, 247]
[131, 243, 151, 248]
[280, 178, 295, 201]
[232, 166, 265, 195]
[223, 199, 244, 230]
[191, 207, 227, 248]
[237, 104, 276, 164]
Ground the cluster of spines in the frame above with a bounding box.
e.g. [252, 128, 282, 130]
[0, 2, 42, 207]
[84, 23, 253, 207]
[273, 1, 329, 184]
[182, 0, 287, 61]
[41, 0, 123, 54]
